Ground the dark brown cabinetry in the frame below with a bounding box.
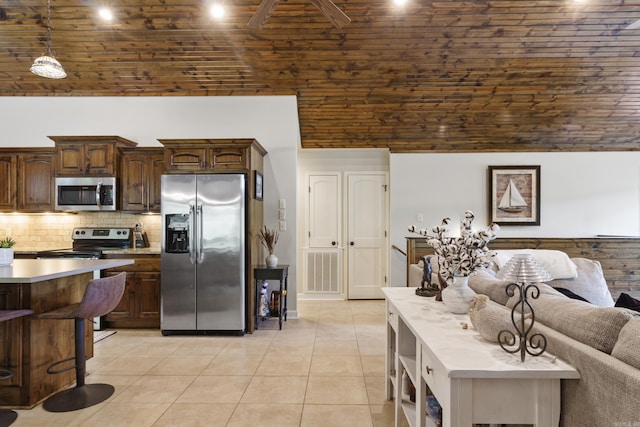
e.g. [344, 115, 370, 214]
[120, 148, 165, 213]
[160, 138, 262, 172]
[0, 149, 55, 212]
[49, 135, 137, 176]
[102, 255, 160, 328]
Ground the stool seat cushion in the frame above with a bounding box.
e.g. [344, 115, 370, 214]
[37, 272, 126, 320]
[0, 309, 34, 323]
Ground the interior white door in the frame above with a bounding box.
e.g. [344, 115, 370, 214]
[308, 174, 341, 249]
[347, 173, 388, 299]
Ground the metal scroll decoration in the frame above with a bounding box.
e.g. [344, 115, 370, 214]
[496, 254, 552, 362]
[498, 282, 547, 362]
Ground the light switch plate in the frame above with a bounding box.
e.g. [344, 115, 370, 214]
[279, 199, 286, 209]
[279, 209, 286, 220]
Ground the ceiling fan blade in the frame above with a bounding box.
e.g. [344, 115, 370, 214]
[308, 0, 351, 28]
[248, 0, 280, 29]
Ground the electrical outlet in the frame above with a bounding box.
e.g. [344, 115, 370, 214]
[279, 220, 286, 231]
[417, 213, 424, 222]
[279, 209, 286, 220]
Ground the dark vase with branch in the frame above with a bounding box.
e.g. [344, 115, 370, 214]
[258, 225, 279, 268]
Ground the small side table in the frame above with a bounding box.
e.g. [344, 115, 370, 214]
[254, 265, 289, 330]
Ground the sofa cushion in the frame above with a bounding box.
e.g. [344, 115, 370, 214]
[611, 318, 640, 369]
[523, 292, 632, 354]
[467, 267, 512, 305]
[469, 295, 515, 343]
[550, 258, 614, 307]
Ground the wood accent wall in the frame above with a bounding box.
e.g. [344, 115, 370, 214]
[1, 1, 640, 151]
[406, 236, 640, 299]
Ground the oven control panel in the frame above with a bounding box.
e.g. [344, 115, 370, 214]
[72, 227, 130, 240]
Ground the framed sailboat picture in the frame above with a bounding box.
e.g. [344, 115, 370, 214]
[488, 165, 540, 226]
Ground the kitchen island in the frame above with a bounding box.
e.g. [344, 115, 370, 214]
[0, 259, 134, 408]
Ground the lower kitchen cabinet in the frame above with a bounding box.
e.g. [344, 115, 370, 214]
[103, 255, 160, 328]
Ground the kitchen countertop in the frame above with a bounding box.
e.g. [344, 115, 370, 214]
[13, 246, 161, 256]
[0, 258, 135, 283]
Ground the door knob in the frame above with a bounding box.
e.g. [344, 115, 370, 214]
[350, 241, 354, 246]
[331, 241, 337, 246]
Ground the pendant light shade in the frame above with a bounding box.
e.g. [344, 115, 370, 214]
[31, 0, 66, 79]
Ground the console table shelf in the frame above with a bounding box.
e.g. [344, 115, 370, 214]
[383, 287, 579, 427]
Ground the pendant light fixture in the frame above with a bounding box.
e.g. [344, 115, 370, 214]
[30, 0, 66, 79]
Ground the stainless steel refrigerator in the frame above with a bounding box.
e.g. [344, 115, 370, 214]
[161, 174, 246, 335]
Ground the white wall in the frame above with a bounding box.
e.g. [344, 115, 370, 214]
[0, 96, 301, 317]
[390, 152, 640, 286]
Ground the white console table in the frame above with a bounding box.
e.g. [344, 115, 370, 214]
[382, 287, 580, 427]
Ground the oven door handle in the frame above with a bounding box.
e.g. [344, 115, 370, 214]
[95, 180, 103, 209]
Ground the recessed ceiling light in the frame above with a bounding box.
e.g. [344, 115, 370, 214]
[393, 0, 408, 6]
[210, 4, 225, 19]
[98, 7, 113, 21]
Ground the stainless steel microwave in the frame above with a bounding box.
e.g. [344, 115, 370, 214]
[55, 177, 117, 211]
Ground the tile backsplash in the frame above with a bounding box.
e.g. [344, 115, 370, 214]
[0, 212, 161, 250]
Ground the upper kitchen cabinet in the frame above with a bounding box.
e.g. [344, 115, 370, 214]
[0, 149, 55, 212]
[159, 139, 267, 173]
[120, 148, 165, 213]
[49, 136, 137, 176]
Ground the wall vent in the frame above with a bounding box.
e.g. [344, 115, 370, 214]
[305, 250, 341, 294]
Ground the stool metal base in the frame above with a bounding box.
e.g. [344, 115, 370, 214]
[0, 409, 18, 427]
[43, 384, 115, 413]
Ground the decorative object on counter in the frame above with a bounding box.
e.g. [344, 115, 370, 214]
[133, 223, 150, 248]
[30, 0, 67, 79]
[497, 254, 552, 362]
[409, 211, 499, 313]
[0, 236, 16, 266]
[415, 255, 439, 297]
[257, 225, 279, 268]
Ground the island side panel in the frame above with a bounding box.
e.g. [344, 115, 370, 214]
[0, 272, 93, 408]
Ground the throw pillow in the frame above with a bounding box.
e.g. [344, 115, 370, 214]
[615, 293, 640, 313]
[553, 287, 591, 303]
[611, 318, 640, 370]
[550, 258, 614, 307]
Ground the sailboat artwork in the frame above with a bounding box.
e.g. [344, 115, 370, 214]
[498, 179, 527, 213]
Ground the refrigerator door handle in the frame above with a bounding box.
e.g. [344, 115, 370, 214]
[189, 202, 197, 264]
[197, 203, 204, 264]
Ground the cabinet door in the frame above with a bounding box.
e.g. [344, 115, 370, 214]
[149, 153, 165, 212]
[210, 147, 247, 170]
[85, 143, 114, 175]
[17, 153, 55, 211]
[137, 272, 161, 321]
[56, 143, 85, 175]
[121, 153, 148, 212]
[0, 155, 17, 211]
[164, 147, 207, 171]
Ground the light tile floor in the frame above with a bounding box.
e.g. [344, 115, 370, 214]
[12, 299, 402, 427]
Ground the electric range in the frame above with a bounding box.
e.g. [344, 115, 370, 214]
[36, 227, 132, 259]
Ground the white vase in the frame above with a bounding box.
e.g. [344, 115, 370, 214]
[0, 248, 14, 266]
[266, 253, 278, 268]
[441, 275, 476, 314]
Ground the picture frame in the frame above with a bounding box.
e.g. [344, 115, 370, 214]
[488, 165, 540, 226]
[254, 170, 263, 200]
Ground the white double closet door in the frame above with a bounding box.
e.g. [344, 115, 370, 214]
[308, 172, 388, 299]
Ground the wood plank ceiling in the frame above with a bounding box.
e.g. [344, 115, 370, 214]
[1, 0, 640, 151]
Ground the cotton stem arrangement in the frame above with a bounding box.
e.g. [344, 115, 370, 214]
[409, 211, 499, 284]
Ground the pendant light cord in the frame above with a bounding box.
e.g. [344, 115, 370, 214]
[46, 0, 53, 54]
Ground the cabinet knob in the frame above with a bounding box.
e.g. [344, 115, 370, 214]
[425, 365, 433, 375]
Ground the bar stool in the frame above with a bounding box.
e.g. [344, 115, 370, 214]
[37, 272, 126, 413]
[0, 309, 34, 427]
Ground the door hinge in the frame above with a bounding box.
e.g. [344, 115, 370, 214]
[309, 186, 311, 193]
[385, 230, 387, 237]
[385, 275, 387, 283]
[308, 231, 311, 238]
